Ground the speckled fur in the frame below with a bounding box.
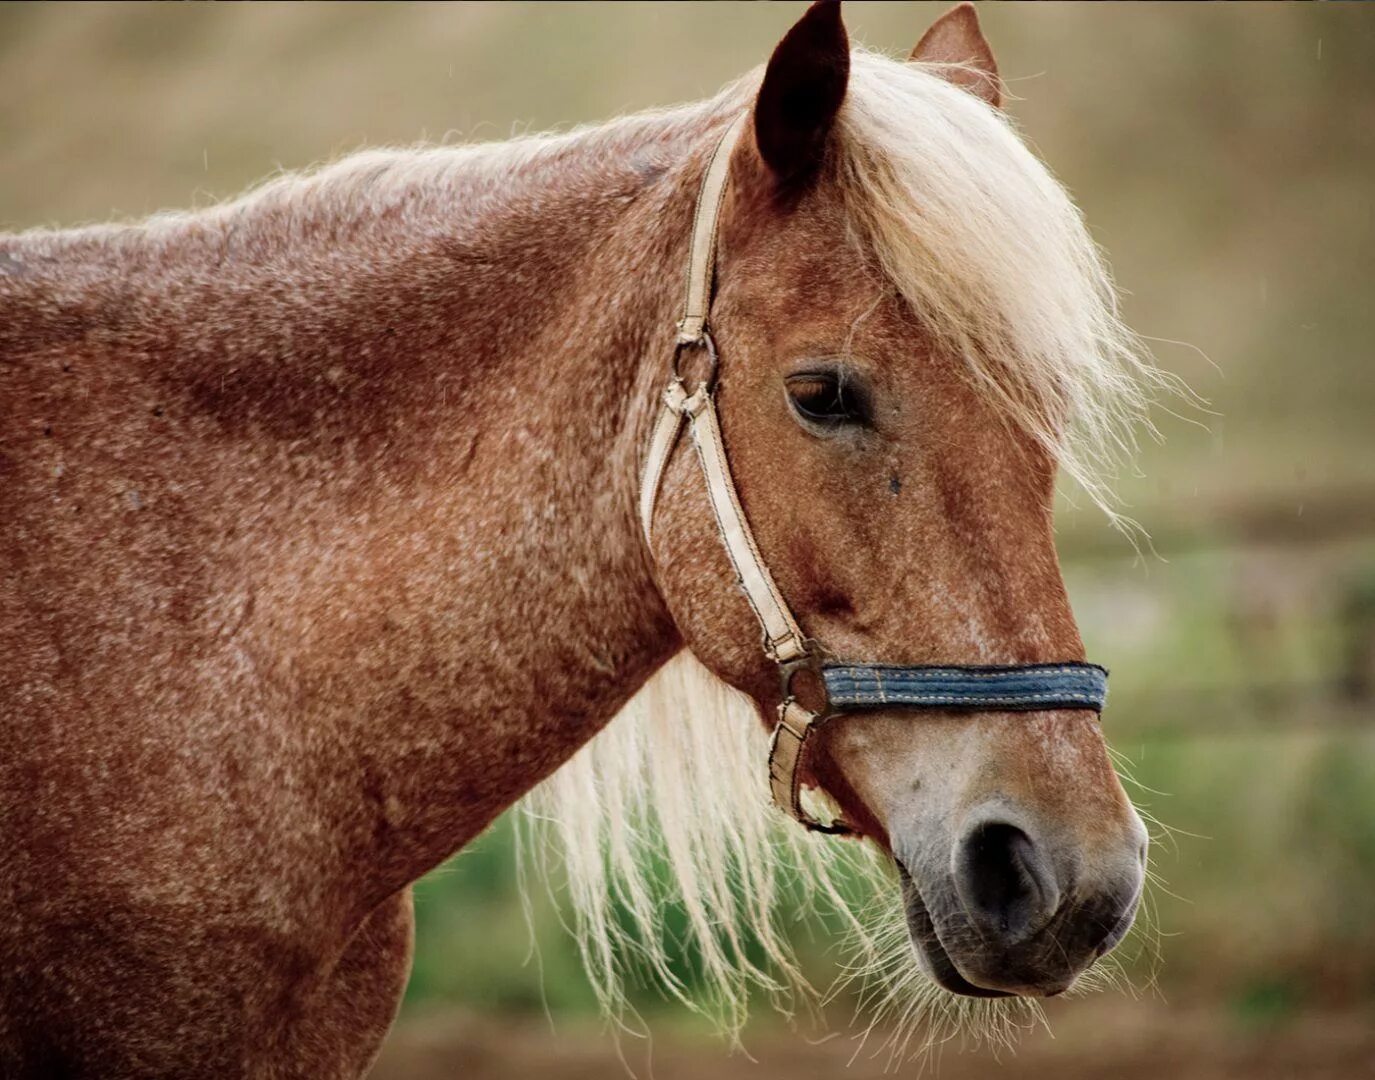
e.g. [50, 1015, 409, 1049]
[1, 6, 1148, 1073]
[0, 98, 714, 1077]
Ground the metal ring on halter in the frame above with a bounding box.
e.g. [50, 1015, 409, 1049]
[778, 644, 833, 719]
[671, 328, 719, 395]
[774, 644, 857, 836]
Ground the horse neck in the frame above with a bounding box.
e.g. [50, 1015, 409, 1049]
[170, 115, 726, 901]
[317, 122, 740, 895]
[0, 102, 735, 909]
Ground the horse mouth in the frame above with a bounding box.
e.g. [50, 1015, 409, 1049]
[897, 863, 1013, 999]
[1094, 881, 1143, 958]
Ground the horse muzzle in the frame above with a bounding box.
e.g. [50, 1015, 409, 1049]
[896, 801, 1147, 998]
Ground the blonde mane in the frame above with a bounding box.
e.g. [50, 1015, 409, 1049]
[522, 49, 1155, 1052]
[837, 53, 1173, 525]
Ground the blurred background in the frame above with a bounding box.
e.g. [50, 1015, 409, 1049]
[5, 2, 1373, 1076]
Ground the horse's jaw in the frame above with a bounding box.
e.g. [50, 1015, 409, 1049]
[897, 862, 1013, 999]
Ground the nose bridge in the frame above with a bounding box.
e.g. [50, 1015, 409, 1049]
[915, 426, 1085, 664]
[953, 710, 1145, 892]
[862, 532, 1083, 685]
[973, 534, 1084, 666]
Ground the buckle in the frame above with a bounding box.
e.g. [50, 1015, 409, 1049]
[777, 642, 832, 718]
[671, 327, 718, 396]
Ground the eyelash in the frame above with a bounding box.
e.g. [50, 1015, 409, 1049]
[785, 370, 870, 428]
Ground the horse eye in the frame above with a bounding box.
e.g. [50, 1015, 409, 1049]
[786, 372, 867, 427]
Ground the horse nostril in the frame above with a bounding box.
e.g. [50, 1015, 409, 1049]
[954, 821, 1060, 945]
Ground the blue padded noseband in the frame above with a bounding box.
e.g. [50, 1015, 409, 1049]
[770, 660, 1109, 835]
[821, 662, 1108, 714]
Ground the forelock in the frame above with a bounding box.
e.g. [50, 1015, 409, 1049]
[834, 50, 1177, 525]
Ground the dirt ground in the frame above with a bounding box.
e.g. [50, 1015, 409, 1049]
[371, 998, 1375, 1080]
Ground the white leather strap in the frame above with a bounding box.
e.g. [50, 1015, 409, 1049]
[677, 111, 750, 345]
[639, 110, 842, 832]
[681, 389, 807, 663]
[638, 382, 689, 544]
[642, 109, 808, 661]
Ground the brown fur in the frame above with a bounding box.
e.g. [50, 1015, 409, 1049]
[0, 101, 701, 1079]
[0, 3, 1145, 1073]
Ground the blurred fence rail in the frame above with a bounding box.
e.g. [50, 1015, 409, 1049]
[1061, 486, 1375, 741]
[1060, 484, 1375, 561]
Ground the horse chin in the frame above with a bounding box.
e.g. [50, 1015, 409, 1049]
[897, 863, 1014, 1000]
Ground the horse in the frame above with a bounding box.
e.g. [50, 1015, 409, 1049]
[0, 2, 1164, 1075]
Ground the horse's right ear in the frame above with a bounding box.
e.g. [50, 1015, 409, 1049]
[909, 2, 1002, 108]
[752, 0, 850, 187]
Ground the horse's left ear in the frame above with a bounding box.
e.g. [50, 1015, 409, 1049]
[753, 0, 850, 186]
[909, 2, 1002, 109]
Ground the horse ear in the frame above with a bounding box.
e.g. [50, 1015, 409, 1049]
[909, 2, 1002, 109]
[752, 0, 850, 186]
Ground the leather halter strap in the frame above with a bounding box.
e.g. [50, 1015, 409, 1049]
[676, 111, 750, 347]
[639, 112, 807, 666]
[640, 113, 1107, 835]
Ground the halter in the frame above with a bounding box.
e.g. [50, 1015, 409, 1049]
[640, 113, 1108, 835]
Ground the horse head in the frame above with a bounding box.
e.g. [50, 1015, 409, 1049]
[647, 0, 1149, 1000]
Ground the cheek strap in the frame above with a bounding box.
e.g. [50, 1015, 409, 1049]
[641, 380, 808, 665]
